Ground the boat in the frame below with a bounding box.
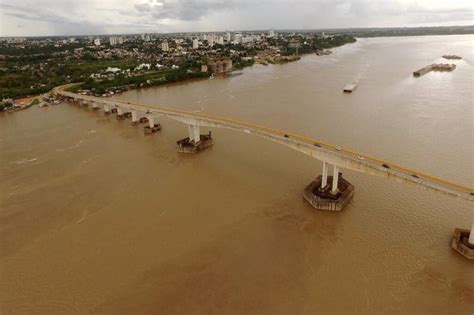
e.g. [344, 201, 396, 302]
[442, 55, 462, 60]
[227, 71, 243, 78]
[343, 82, 358, 93]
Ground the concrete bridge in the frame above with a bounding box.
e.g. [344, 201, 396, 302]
[54, 85, 474, 259]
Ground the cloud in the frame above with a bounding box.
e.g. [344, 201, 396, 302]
[0, 0, 473, 36]
[133, 0, 240, 21]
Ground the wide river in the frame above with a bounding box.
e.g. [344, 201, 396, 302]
[1, 35, 473, 314]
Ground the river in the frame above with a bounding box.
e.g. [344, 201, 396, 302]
[1, 35, 473, 314]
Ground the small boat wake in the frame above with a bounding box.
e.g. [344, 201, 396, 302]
[56, 139, 85, 152]
[13, 157, 39, 164]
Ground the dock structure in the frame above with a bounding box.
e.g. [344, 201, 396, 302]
[413, 63, 456, 77]
[55, 84, 474, 260]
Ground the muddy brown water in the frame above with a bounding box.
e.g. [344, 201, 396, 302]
[1, 35, 473, 314]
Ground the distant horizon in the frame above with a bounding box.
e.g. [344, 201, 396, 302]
[1, 25, 473, 38]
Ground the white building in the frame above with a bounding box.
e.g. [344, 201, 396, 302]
[216, 36, 224, 45]
[109, 36, 121, 46]
[242, 35, 253, 44]
[135, 63, 151, 71]
[225, 31, 231, 42]
[192, 38, 199, 49]
[268, 29, 275, 38]
[94, 38, 101, 46]
[161, 41, 169, 52]
[233, 34, 242, 44]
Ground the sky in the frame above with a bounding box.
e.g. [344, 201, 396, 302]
[0, 0, 473, 36]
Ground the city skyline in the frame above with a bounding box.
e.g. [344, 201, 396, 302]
[1, 0, 473, 36]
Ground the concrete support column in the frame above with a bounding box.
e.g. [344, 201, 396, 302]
[469, 220, 474, 246]
[188, 124, 200, 143]
[117, 107, 123, 115]
[92, 102, 98, 109]
[131, 110, 139, 123]
[321, 162, 328, 189]
[148, 116, 155, 128]
[103, 104, 110, 113]
[332, 165, 339, 194]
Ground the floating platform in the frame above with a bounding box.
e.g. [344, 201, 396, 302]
[144, 124, 161, 134]
[176, 132, 213, 153]
[413, 63, 456, 77]
[343, 82, 358, 93]
[303, 174, 354, 211]
[451, 228, 474, 260]
[442, 55, 462, 60]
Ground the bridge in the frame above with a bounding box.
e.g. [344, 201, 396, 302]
[54, 85, 474, 259]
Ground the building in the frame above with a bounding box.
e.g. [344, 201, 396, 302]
[216, 36, 224, 45]
[225, 31, 231, 42]
[242, 35, 253, 44]
[233, 34, 242, 44]
[161, 41, 169, 52]
[207, 58, 233, 75]
[109, 36, 123, 45]
[94, 38, 101, 46]
[268, 29, 275, 38]
[192, 39, 199, 49]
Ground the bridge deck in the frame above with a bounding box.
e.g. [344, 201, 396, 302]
[55, 86, 474, 202]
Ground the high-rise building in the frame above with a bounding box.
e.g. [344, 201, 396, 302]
[216, 36, 224, 45]
[109, 36, 120, 46]
[192, 39, 199, 49]
[94, 38, 101, 46]
[268, 29, 275, 38]
[161, 41, 169, 52]
[233, 34, 242, 44]
[225, 31, 231, 42]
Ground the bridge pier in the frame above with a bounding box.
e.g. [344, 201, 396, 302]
[82, 100, 88, 107]
[92, 102, 100, 111]
[451, 217, 474, 260]
[116, 107, 132, 119]
[103, 104, 111, 115]
[176, 124, 213, 153]
[144, 115, 161, 134]
[304, 163, 354, 211]
[131, 110, 140, 125]
[116, 107, 124, 119]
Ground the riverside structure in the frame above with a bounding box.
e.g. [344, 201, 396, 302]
[54, 84, 474, 259]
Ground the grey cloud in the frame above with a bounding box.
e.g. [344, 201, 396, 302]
[134, 0, 240, 21]
[0, 0, 473, 36]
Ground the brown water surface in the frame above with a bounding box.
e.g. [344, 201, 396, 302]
[1, 35, 473, 314]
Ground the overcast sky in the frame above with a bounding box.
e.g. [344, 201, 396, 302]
[0, 0, 473, 36]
